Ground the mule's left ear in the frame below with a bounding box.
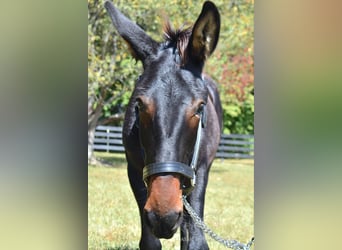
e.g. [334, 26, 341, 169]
[187, 1, 220, 69]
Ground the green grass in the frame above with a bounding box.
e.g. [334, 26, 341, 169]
[88, 152, 254, 250]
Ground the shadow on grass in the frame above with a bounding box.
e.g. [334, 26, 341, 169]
[215, 159, 254, 165]
[105, 247, 138, 250]
[210, 167, 230, 174]
[210, 159, 254, 173]
[91, 152, 127, 168]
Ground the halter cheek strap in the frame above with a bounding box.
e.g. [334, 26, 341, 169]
[190, 105, 206, 172]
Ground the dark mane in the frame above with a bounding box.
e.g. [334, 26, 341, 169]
[163, 21, 192, 65]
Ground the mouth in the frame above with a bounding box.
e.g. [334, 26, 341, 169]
[146, 212, 182, 239]
[152, 226, 178, 239]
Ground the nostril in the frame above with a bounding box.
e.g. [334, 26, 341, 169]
[164, 211, 183, 226]
[171, 211, 182, 230]
[144, 210, 158, 228]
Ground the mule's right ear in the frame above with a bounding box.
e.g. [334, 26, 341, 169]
[104, 1, 158, 62]
[187, 1, 220, 71]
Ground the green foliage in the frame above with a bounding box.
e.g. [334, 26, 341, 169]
[206, 0, 254, 134]
[88, 0, 143, 124]
[222, 92, 254, 134]
[88, 0, 254, 132]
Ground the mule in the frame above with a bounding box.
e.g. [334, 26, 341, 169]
[105, 1, 223, 249]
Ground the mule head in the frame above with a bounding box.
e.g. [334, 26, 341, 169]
[105, 1, 220, 239]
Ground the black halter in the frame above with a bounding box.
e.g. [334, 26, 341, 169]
[143, 106, 206, 195]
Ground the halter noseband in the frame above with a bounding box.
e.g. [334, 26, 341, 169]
[143, 106, 206, 195]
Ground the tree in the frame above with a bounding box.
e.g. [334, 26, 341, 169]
[88, 0, 254, 163]
[206, 0, 254, 134]
[88, 0, 141, 163]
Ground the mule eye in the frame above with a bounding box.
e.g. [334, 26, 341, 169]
[136, 98, 145, 111]
[195, 103, 205, 116]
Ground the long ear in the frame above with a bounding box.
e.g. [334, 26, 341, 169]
[187, 1, 220, 70]
[104, 1, 158, 61]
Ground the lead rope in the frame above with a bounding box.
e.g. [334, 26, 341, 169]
[182, 196, 254, 250]
[185, 106, 254, 249]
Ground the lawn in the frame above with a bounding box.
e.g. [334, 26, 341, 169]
[88, 152, 254, 250]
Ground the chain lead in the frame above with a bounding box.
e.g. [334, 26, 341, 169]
[182, 196, 254, 250]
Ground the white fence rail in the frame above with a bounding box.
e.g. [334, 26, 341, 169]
[93, 126, 254, 159]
